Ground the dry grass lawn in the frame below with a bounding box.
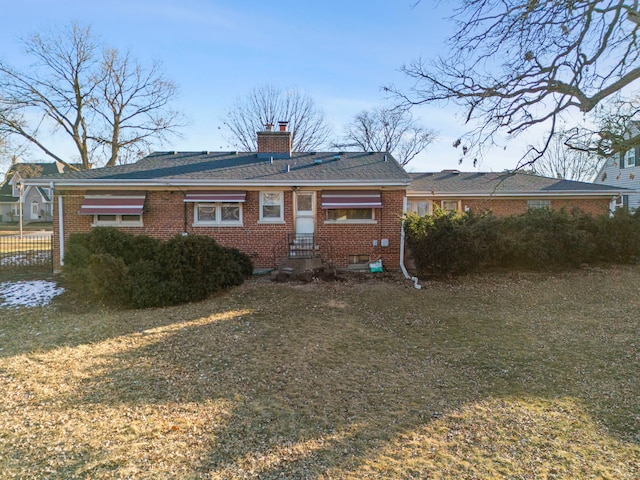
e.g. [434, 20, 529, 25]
[1, 266, 639, 479]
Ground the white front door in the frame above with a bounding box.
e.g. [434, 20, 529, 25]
[30, 201, 39, 221]
[295, 191, 315, 235]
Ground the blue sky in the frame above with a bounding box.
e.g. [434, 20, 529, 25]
[1, 0, 525, 171]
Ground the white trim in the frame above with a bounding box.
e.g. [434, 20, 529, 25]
[25, 179, 410, 188]
[91, 214, 144, 227]
[407, 191, 623, 198]
[259, 191, 284, 222]
[193, 202, 243, 226]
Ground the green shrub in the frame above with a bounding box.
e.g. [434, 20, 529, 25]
[406, 207, 640, 277]
[63, 228, 249, 308]
[226, 247, 254, 278]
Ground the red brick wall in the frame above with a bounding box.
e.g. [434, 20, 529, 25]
[256, 131, 291, 155]
[316, 190, 405, 269]
[413, 196, 612, 217]
[53, 188, 406, 270]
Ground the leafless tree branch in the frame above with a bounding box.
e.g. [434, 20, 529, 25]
[222, 85, 332, 152]
[390, 0, 640, 165]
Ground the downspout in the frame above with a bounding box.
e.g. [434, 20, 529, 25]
[58, 192, 65, 266]
[400, 196, 422, 289]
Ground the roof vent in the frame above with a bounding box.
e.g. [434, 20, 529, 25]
[384, 155, 387, 162]
[442, 169, 460, 174]
[332, 154, 341, 160]
[314, 158, 323, 165]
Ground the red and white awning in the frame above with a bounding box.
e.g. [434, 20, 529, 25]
[321, 190, 382, 209]
[184, 191, 247, 203]
[79, 192, 146, 215]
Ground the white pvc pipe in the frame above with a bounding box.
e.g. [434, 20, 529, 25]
[58, 194, 65, 266]
[400, 196, 422, 289]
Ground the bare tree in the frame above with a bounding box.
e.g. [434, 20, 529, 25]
[0, 23, 183, 169]
[562, 92, 640, 157]
[393, 1, 640, 167]
[223, 85, 332, 152]
[94, 49, 183, 166]
[533, 131, 604, 181]
[340, 107, 436, 166]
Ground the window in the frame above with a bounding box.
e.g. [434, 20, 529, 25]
[349, 254, 370, 265]
[93, 214, 143, 226]
[407, 200, 432, 216]
[326, 208, 374, 222]
[194, 202, 242, 225]
[527, 199, 551, 210]
[626, 148, 636, 167]
[441, 200, 459, 213]
[260, 191, 284, 222]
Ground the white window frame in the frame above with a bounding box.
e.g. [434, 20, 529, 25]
[194, 202, 243, 226]
[259, 191, 284, 222]
[324, 208, 376, 224]
[527, 199, 551, 210]
[441, 200, 459, 213]
[626, 148, 636, 167]
[92, 214, 143, 227]
[407, 200, 432, 216]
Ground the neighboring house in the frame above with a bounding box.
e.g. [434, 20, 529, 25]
[407, 170, 624, 217]
[27, 123, 411, 271]
[594, 147, 640, 211]
[0, 161, 73, 224]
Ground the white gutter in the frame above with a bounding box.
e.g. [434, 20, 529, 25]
[406, 190, 625, 198]
[58, 193, 64, 266]
[400, 196, 422, 290]
[26, 179, 411, 188]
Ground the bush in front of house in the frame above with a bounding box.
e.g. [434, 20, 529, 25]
[63, 228, 253, 308]
[404, 209, 507, 275]
[405, 207, 640, 277]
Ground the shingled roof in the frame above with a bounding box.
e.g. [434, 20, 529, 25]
[0, 162, 73, 202]
[408, 171, 624, 195]
[30, 151, 410, 187]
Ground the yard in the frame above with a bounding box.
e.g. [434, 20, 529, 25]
[0, 267, 639, 479]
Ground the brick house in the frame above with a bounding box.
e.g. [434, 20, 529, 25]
[29, 124, 411, 271]
[407, 170, 623, 217]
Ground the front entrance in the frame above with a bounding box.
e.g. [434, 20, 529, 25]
[294, 191, 315, 235]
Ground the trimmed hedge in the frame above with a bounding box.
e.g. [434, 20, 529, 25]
[63, 228, 253, 308]
[405, 207, 640, 277]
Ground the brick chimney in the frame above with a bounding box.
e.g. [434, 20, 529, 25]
[257, 121, 291, 158]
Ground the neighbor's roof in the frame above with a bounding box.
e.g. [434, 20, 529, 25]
[408, 171, 626, 196]
[0, 162, 74, 202]
[27, 151, 411, 187]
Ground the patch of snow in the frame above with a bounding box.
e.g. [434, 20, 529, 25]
[0, 251, 51, 266]
[0, 280, 64, 308]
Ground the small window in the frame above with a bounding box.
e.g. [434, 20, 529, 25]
[194, 203, 242, 225]
[260, 191, 284, 222]
[94, 214, 143, 226]
[527, 199, 551, 210]
[326, 208, 374, 222]
[441, 200, 458, 213]
[407, 201, 431, 216]
[626, 148, 636, 167]
[349, 254, 370, 265]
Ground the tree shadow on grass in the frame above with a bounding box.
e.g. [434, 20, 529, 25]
[3, 272, 640, 478]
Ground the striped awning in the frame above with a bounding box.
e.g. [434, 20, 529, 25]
[79, 192, 146, 215]
[321, 190, 382, 209]
[184, 191, 247, 203]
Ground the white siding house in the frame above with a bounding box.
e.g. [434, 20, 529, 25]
[594, 147, 640, 212]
